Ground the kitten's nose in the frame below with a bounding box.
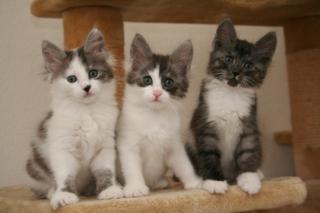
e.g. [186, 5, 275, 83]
[83, 85, 91, 92]
[233, 71, 240, 76]
[153, 90, 162, 98]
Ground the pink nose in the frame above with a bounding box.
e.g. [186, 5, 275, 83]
[153, 90, 162, 98]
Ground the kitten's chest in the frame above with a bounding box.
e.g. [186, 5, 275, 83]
[205, 81, 255, 163]
[206, 83, 254, 123]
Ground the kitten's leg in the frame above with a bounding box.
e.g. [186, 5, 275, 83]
[196, 142, 224, 181]
[90, 142, 123, 200]
[235, 133, 262, 194]
[49, 148, 80, 209]
[167, 138, 227, 194]
[118, 131, 149, 197]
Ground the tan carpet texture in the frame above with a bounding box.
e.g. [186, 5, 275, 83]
[0, 177, 306, 213]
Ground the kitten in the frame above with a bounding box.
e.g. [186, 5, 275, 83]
[117, 34, 227, 198]
[26, 28, 123, 209]
[187, 18, 277, 194]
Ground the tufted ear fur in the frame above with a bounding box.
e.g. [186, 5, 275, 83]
[42, 40, 66, 74]
[169, 40, 193, 76]
[84, 28, 107, 59]
[254, 32, 277, 62]
[130, 33, 153, 72]
[214, 18, 237, 49]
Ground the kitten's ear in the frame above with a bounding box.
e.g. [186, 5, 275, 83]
[170, 40, 193, 75]
[84, 28, 107, 58]
[130, 33, 153, 71]
[214, 18, 237, 48]
[255, 32, 277, 61]
[42, 40, 66, 73]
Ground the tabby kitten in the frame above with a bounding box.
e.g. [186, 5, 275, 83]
[187, 18, 277, 194]
[117, 34, 227, 198]
[26, 29, 122, 209]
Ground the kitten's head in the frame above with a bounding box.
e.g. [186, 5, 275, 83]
[127, 34, 193, 108]
[208, 18, 277, 88]
[42, 28, 114, 104]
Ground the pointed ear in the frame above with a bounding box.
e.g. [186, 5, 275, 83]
[84, 28, 107, 58]
[214, 18, 237, 49]
[170, 40, 193, 75]
[42, 40, 66, 73]
[130, 33, 153, 71]
[255, 32, 277, 61]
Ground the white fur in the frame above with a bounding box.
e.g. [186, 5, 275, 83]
[34, 55, 121, 208]
[118, 68, 227, 198]
[237, 172, 261, 194]
[205, 78, 255, 169]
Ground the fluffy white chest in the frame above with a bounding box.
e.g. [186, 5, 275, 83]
[49, 103, 117, 163]
[205, 79, 255, 166]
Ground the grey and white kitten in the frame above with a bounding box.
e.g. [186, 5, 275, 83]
[187, 18, 277, 194]
[117, 34, 227, 198]
[26, 28, 122, 209]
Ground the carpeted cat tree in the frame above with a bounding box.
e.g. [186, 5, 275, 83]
[1, 0, 319, 212]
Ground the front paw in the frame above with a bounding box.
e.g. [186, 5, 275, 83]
[237, 172, 261, 194]
[202, 180, 228, 194]
[98, 185, 123, 200]
[50, 191, 79, 209]
[184, 179, 202, 189]
[123, 184, 149, 198]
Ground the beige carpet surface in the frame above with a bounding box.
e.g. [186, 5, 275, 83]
[0, 177, 306, 213]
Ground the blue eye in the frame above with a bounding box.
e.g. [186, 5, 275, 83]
[224, 56, 233, 64]
[88, 69, 98, 79]
[243, 62, 253, 70]
[66, 75, 77, 83]
[143, 75, 153, 86]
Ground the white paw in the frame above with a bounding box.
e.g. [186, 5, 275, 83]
[50, 191, 79, 209]
[237, 172, 261, 195]
[123, 184, 149, 198]
[202, 180, 228, 194]
[98, 185, 123, 200]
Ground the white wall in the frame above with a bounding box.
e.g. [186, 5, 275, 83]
[0, 0, 294, 187]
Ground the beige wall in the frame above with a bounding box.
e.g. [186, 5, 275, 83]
[0, 0, 294, 187]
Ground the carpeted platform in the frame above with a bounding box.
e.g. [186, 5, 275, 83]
[0, 177, 306, 213]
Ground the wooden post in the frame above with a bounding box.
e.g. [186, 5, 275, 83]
[284, 16, 320, 179]
[62, 6, 124, 107]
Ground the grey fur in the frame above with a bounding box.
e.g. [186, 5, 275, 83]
[187, 18, 275, 184]
[127, 34, 193, 98]
[61, 175, 77, 194]
[92, 168, 113, 194]
[42, 28, 113, 83]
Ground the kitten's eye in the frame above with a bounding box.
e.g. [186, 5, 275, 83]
[143, 75, 153, 86]
[243, 62, 253, 70]
[88, 69, 99, 79]
[224, 56, 233, 64]
[66, 75, 77, 83]
[163, 78, 174, 89]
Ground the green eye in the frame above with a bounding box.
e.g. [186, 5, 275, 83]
[143, 75, 153, 86]
[224, 56, 233, 64]
[163, 78, 174, 89]
[66, 75, 77, 83]
[88, 69, 99, 79]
